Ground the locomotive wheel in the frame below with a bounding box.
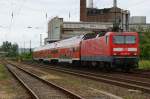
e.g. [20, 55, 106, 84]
[110, 62, 116, 71]
[91, 62, 97, 67]
[121, 66, 131, 73]
[81, 61, 87, 66]
[98, 62, 105, 70]
[105, 62, 111, 72]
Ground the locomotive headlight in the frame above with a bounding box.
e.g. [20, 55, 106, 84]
[113, 53, 117, 56]
[134, 53, 137, 55]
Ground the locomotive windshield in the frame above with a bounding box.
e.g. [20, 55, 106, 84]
[113, 36, 136, 44]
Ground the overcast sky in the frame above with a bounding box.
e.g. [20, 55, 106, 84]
[0, 0, 149, 48]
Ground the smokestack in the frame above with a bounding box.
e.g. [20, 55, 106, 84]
[113, 0, 117, 7]
[88, 0, 93, 8]
[80, 0, 87, 21]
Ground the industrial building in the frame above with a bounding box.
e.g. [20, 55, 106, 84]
[45, 0, 150, 44]
[45, 0, 129, 44]
[130, 16, 146, 24]
[45, 17, 113, 44]
[80, 0, 130, 31]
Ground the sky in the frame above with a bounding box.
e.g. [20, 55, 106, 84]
[0, 0, 149, 48]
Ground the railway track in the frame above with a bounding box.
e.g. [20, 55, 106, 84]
[6, 62, 84, 99]
[22, 62, 150, 94]
[126, 70, 150, 79]
[25, 61, 150, 79]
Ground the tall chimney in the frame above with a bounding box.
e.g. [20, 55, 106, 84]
[113, 0, 117, 7]
[88, 0, 93, 8]
[80, 0, 87, 21]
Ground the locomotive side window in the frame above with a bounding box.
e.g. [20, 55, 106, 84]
[106, 36, 109, 44]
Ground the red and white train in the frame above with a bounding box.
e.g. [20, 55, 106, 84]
[33, 32, 139, 70]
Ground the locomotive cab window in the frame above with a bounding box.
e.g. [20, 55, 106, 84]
[125, 36, 136, 44]
[113, 36, 136, 44]
[113, 36, 124, 44]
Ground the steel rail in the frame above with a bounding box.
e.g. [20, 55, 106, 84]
[26, 63, 150, 94]
[29, 61, 150, 79]
[27, 62, 150, 87]
[6, 65, 39, 99]
[6, 62, 84, 99]
[50, 67, 150, 87]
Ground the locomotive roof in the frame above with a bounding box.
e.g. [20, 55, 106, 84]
[105, 32, 138, 36]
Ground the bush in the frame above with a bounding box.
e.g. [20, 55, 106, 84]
[139, 60, 150, 70]
[19, 52, 33, 61]
[139, 31, 150, 58]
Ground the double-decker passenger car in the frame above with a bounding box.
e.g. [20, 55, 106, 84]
[33, 32, 139, 70]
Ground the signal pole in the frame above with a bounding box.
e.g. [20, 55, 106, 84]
[40, 34, 42, 46]
[30, 40, 32, 54]
[23, 41, 25, 53]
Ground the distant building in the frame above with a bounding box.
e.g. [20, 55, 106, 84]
[44, 0, 130, 44]
[46, 17, 63, 43]
[130, 16, 146, 24]
[80, 0, 130, 31]
[45, 17, 113, 44]
[44, 0, 150, 44]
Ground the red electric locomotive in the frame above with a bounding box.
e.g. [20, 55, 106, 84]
[33, 32, 139, 70]
[81, 32, 139, 70]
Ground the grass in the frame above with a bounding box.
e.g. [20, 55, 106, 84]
[139, 60, 150, 70]
[0, 63, 30, 98]
[0, 64, 12, 93]
[0, 64, 8, 80]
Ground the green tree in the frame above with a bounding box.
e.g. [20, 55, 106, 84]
[139, 29, 150, 59]
[1, 41, 19, 57]
[1, 41, 11, 52]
